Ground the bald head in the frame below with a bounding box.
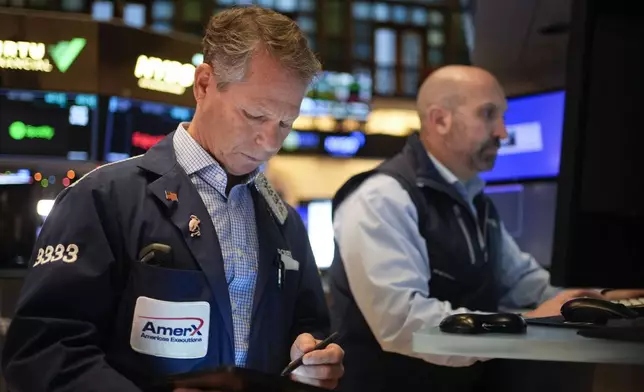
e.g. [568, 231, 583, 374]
[417, 65, 503, 122]
[415, 65, 508, 181]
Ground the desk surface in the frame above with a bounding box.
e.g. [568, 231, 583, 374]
[413, 325, 644, 365]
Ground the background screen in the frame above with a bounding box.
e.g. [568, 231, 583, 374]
[105, 96, 194, 161]
[296, 199, 334, 269]
[485, 182, 557, 267]
[481, 90, 565, 182]
[0, 88, 98, 160]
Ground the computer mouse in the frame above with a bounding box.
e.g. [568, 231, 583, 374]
[561, 298, 639, 323]
[439, 313, 527, 334]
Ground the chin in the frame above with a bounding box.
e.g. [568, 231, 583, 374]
[477, 159, 497, 173]
[229, 163, 261, 177]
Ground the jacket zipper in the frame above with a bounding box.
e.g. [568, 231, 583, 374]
[419, 178, 489, 263]
[482, 202, 489, 263]
[453, 205, 477, 265]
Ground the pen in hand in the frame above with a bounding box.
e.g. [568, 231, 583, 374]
[280, 331, 340, 377]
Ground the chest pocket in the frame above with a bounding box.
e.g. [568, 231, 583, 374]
[111, 262, 219, 381]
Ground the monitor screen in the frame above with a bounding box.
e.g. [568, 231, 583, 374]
[0, 89, 98, 160]
[480, 90, 565, 183]
[104, 96, 194, 162]
[280, 131, 406, 159]
[484, 182, 557, 267]
[300, 70, 372, 122]
[296, 199, 334, 269]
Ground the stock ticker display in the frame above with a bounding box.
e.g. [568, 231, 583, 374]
[104, 96, 194, 162]
[0, 88, 98, 160]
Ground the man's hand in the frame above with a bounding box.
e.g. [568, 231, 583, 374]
[524, 289, 604, 318]
[289, 333, 344, 390]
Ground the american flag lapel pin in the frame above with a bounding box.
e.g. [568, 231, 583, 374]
[165, 190, 178, 202]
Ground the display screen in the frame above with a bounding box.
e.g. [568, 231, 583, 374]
[481, 90, 565, 182]
[280, 130, 405, 159]
[104, 96, 194, 161]
[485, 182, 557, 267]
[0, 88, 98, 160]
[300, 71, 372, 122]
[296, 199, 334, 269]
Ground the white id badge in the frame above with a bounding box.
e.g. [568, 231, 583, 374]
[130, 296, 210, 359]
[281, 253, 300, 271]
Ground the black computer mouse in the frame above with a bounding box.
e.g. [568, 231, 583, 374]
[439, 313, 527, 334]
[560, 298, 639, 323]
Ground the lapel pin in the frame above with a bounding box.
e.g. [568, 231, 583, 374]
[165, 190, 178, 202]
[189, 215, 201, 237]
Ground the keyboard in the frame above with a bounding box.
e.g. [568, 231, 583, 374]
[611, 297, 644, 315]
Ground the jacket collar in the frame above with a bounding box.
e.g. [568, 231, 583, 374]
[137, 131, 178, 176]
[405, 132, 453, 188]
[137, 129, 289, 226]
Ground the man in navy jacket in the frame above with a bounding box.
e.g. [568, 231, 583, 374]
[2, 6, 343, 391]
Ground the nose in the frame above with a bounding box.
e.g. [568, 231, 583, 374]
[255, 122, 283, 153]
[493, 118, 508, 140]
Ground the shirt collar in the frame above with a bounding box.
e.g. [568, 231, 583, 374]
[427, 152, 486, 203]
[173, 123, 260, 193]
[174, 122, 217, 176]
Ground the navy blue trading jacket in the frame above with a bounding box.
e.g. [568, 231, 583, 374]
[1, 132, 329, 391]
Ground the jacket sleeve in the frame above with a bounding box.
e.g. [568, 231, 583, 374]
[496, 223, 562, 308]
[1, 178, 141, 392]
[288, 209, 331, 342]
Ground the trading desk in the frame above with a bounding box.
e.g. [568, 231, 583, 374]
[413, 326, 644, 392]
[413, 325, 644, 365]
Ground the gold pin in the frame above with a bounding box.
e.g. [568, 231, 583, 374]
[189, 215, 201, 237]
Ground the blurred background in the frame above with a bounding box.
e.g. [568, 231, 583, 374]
[0, 0, 572, 282]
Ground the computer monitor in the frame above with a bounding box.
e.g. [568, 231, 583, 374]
[295, 199, 334, 270]
[0, 89, 99, 161]
[104, 96, 194, 162]
[480, 90, 565, 183]
[485, 182, 557, 267]
[550, 0, 644, 288]
[300, 70, 372, 122]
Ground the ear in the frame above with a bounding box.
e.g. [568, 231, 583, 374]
[427, 104, 452, 136]
[193, 63, 215, 103]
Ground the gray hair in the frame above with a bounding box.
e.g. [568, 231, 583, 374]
[202, 6, 321, 90]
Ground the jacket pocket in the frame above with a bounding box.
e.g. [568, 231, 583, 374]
[110, 262, 217, 380]
[127, 262, 210, 301]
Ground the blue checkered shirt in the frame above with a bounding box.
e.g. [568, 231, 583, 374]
[173, 123, 259, 367]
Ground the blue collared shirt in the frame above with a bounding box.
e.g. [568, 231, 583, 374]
[333, 153, 560, 367]
[173, 123, 259, 367]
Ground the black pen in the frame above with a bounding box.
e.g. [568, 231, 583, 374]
[280, 332, 340, 377]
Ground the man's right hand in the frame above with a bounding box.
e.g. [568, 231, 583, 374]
[523, 289, 604, 318]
